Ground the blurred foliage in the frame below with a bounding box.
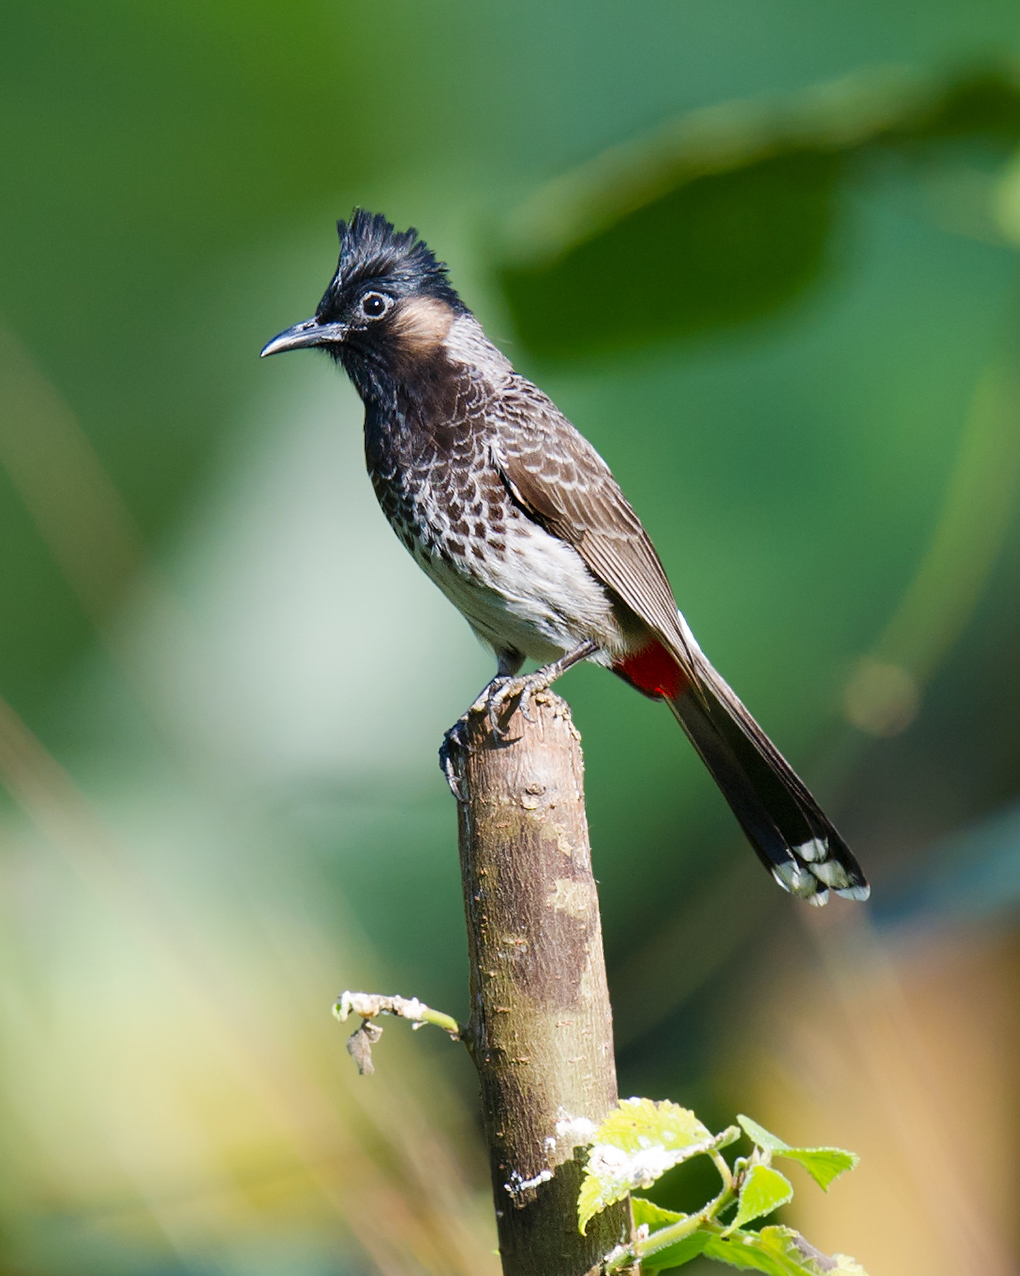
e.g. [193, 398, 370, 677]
[500, 66, 1020, 356]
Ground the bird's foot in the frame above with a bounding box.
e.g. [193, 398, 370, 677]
[439, 676, 516, 797]
[439, 642, 599, 796]
[483, 669, 551, 730]
[481, 640, 599, 735]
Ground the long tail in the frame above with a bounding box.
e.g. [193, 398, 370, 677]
[616, 636, 869, 905]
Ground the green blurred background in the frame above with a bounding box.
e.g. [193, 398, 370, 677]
[3, 3, 1020, 1273]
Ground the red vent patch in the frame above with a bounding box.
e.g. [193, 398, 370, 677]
[614, 641, 686, 700]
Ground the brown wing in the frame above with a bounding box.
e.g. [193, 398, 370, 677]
[493, 384, 868, 902]
[493, 378, 698, 673]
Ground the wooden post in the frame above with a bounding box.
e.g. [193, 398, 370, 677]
[445, 690, 633, 1276]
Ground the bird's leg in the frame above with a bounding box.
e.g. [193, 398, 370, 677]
[485, 639, 598, 727]
[439, 648, 525, 796]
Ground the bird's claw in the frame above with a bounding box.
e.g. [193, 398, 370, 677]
[439, 719, 468, 800]
[484, 677, 522, 736]
[441, 657, 581, 795]
[484, 670, 551, 734]
[437, 677, 526, 797]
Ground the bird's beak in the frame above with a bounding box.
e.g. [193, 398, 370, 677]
[260, 317, 348, 357]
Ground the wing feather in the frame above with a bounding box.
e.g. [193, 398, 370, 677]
[493, 379, 697, 675]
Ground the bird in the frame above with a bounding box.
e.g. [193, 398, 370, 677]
[261, 210, 868, 905]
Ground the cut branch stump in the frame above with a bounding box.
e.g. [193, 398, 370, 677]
[446, 690, 633, 1276]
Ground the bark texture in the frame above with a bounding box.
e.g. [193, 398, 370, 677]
[447, 691, 632, 1276]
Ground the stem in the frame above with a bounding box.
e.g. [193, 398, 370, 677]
[710, 1148, 734, 1195]
[635, 1199, 730, 1263]
[414, 1005, 461, 1035]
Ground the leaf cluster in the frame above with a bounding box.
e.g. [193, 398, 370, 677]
[578, 1099, 863, 1274]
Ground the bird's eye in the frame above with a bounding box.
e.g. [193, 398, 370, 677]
[360, 292, 390, 319]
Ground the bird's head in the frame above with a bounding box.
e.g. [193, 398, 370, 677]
[260, 211, 465, 382]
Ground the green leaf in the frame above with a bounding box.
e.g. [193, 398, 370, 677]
[737, 1116, 859, 1191]
[632, 1199, 708, 1270]
[642, 1229, 711, 1270]
[731, 1165, 793, 1230]
[704, 1226, 869, 1275]
[577, 1099, 730, 1233]
[631, 1197, 687, 1230]
[781, 1148, 859, 1192]
[596, 1097, 713, 1154]
[737, 1115, 790, 1154]
[704, 1230, 794, 1275]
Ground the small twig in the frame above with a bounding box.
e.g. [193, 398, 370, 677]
[335, 990, 462, 1037]
[333, 990, 462, 1074]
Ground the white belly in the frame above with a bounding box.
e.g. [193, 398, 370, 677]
[414, 515, 622, 665]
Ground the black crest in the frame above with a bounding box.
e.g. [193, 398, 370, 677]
[318, 210, 461, 316]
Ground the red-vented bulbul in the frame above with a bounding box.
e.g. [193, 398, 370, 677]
[262, 211, 868, 905]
